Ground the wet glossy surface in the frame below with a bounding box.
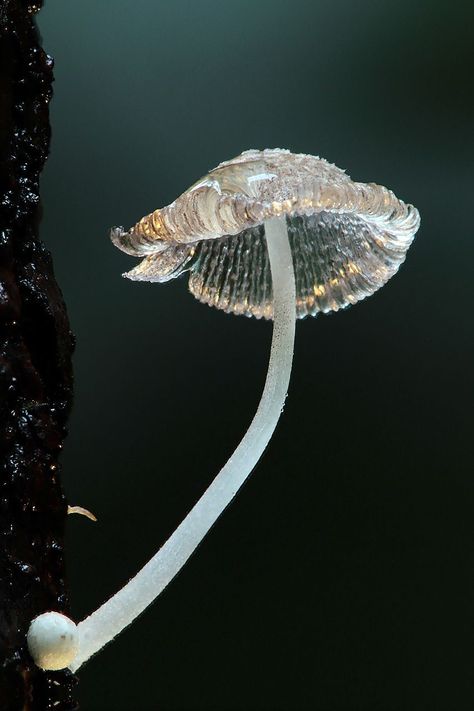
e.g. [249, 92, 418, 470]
[114, 150, 419, 319]
[0, 3, 76, 708]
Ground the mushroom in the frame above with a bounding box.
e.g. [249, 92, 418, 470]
[27, 149, 420, 672]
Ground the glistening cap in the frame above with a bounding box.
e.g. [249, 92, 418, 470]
[112, 149, 420, 319]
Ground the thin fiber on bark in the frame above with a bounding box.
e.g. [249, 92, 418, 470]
[0, 1, 76, 708]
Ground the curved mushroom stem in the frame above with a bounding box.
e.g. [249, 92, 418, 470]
[69, 216, 296, 671]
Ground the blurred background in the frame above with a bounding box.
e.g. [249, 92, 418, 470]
[38, 1, 473, 709]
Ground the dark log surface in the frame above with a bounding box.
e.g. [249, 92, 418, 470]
[0, 1, 76, 708]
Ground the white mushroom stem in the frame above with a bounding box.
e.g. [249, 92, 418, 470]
[69, 215, 296, 671]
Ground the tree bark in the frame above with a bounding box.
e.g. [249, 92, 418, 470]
[0, 1, 76, 708]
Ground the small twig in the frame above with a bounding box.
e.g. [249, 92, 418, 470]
[67, 506, 98, 523]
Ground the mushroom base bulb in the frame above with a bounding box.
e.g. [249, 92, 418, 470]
[27, 611, 78, 671]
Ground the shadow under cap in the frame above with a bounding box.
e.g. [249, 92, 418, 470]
[111, 148, 420, 319]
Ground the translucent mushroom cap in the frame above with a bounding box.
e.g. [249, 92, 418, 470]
[111, 149, 420, 319]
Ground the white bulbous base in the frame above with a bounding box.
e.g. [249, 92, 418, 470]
[27, 611, 78, 671]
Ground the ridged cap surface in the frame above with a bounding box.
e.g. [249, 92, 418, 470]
[111, 149, 420, 319]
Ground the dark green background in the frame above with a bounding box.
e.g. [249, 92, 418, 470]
[38, 1, 473, 709]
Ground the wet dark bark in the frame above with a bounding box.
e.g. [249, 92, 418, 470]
[0, 1, 76, 708]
